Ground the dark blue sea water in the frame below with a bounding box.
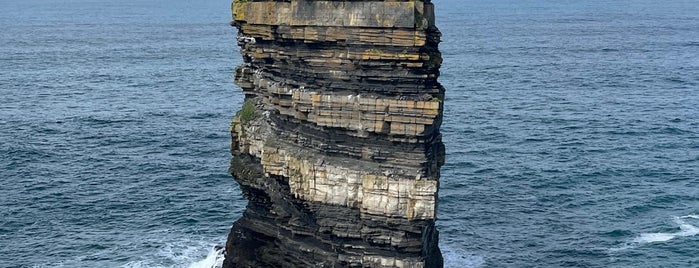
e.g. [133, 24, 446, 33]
[1, 0, 697, 267]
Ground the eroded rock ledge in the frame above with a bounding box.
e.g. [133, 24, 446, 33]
[224, 1, 445, 267]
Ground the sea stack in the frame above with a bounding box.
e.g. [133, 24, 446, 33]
[224, 1, 445, 267]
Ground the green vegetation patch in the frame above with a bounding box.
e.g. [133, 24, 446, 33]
[239, 100, 256, 122]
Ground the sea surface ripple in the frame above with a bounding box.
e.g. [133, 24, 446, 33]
[437, 0, 698, 267]
[1, 0, 698, 267]
[1, 1, 244, 267]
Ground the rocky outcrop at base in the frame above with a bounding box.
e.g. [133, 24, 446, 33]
[224, 1, 445, 267]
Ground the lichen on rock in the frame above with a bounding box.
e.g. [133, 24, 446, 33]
[224, 1, 445, 267]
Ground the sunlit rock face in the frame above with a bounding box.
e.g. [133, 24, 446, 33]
[224, 1, 445, 267]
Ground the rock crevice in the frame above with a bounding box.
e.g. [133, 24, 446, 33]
[225, 1, 445, 267]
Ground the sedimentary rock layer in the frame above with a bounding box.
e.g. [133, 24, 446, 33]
[225, 1, 445, 267]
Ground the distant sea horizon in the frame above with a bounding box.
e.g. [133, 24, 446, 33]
[1, 0, 697, 267]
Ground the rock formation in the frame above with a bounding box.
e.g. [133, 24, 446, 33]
[224, 1, 445, 267]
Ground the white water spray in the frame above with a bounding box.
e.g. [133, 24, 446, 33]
[188, 246, 224, 268]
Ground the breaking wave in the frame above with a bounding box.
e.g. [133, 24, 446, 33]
[633, 215, 699, 244]
[610, 214, 699, 252]
[187, 247, 224, 268]
[120, 242, 224, 268]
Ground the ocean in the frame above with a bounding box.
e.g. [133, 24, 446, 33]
[1, 0, 697, 267]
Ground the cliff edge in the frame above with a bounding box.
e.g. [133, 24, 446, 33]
[224, 1, 445, 267]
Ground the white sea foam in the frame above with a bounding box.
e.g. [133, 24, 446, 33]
[188, 247, 224, 268]
[633, 215, 699, 244]
[120, 240, 224, 268]
[611, 215, 699, 252]
[679, 214, 699, 220]
[190, 243, 480, 268]
[633, 232, 677, 243]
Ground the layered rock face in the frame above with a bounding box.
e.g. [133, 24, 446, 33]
[224, 1, 444, 267]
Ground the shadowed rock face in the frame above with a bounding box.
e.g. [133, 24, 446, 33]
[224, 1, 444, 267]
